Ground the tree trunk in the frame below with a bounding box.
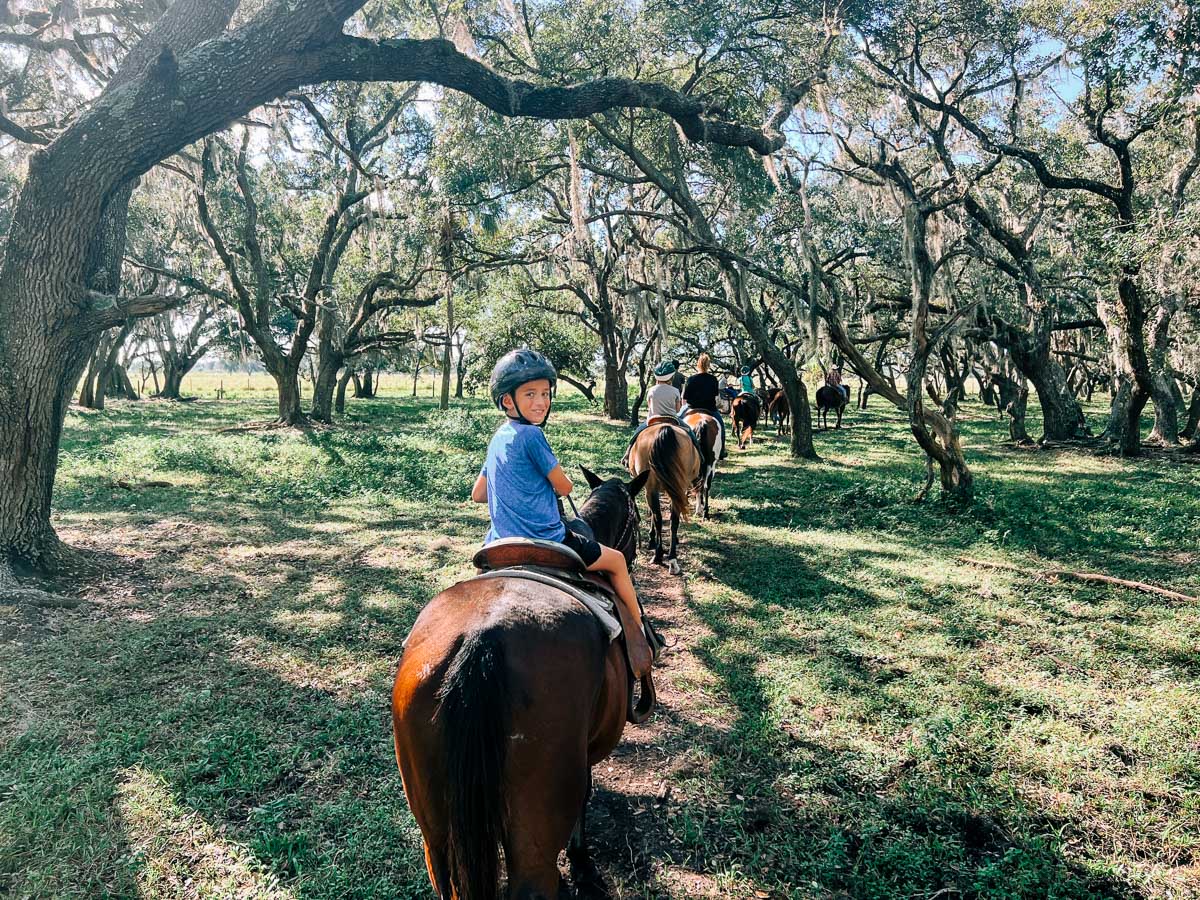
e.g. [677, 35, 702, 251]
[310, 353, 343, 423]
[997, 375, 1032, 444]
[0, 327, 95, 571]
[158, 362, 186, 400]
[1149, 372, 1182, 445]
[309, 305, 342, 424]
[77, 344, 101, 408]
[603, 361, 629, 420]
[1147, 296, 1183, 444]
[1182, 388, 1200, 441]
[271, 361, 306, 426]
[901, 201, 973, 501]
[361, 367, 376, 398]
[440, 296, 454, 411]
[335, 366, 353, 414]
[92, 321, 134, 411]
[454, 339, 466, 399]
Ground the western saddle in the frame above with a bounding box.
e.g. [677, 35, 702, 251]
[472, 537, 657, 724]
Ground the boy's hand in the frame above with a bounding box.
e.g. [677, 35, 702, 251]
[548, 464, 573, 497]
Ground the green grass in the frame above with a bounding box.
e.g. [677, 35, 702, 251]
[1, 392, 1198, 898]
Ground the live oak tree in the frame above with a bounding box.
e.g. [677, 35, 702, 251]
[0, 0, 788, 582]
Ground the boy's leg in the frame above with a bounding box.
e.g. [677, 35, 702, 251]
[588, 546, 653, 679]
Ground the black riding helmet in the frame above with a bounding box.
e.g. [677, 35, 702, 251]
[489, 349, 558, 427]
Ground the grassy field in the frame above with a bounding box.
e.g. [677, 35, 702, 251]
[1, 389, 1198, 899]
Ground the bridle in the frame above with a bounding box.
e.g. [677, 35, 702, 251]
[610, 483, 641, 568]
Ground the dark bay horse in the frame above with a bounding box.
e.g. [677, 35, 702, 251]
[627, 421, 701, 575]
[816, 384, 849, 429]
[682, 410, 721, 520]
[731, 393, 760, 449]
[758, 387, 781, 427]
[769, 390, 790, 436]
[392, 467, 649, 900]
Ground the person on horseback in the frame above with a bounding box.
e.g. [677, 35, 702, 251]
[739, 364, 756, 395]
[825, 366, 849, 402]
[679, 352, 728, 459]
[472, 349, 654, 677]
[621, 360, 705, 466]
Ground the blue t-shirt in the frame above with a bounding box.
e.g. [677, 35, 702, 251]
[481, 419, 566, 545]
[740, 374, 755, 393]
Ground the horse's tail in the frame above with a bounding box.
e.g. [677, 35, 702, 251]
[649, 425, 693, 521]
[436, 627, 510, 900]
[695, 417, 716, 466]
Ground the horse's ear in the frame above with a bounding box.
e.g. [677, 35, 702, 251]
[580, 466, 605, 491]
[627, 469, 650, 498]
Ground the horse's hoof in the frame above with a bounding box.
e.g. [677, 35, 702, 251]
[667, 560, 682, 576]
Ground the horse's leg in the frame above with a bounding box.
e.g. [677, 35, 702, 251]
[649, 491, 664, 565]
[504, 632, 599, 900]
[667, 506, 682, 575]
[836, 406, 844, 428]
[423, 843, 452, 899]
[567, 772, 606, 898]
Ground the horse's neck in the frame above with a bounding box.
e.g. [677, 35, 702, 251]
[579, 502, 620, 547]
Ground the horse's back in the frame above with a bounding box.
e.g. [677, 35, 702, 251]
[817, 385, 848, 409]
[394, 578, 609, 727]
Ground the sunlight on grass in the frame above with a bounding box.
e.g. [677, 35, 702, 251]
[117, 765, 296, 899]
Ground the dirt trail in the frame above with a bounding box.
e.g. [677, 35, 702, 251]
[579, 540, 740, 899]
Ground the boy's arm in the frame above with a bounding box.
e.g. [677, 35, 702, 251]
[471, 472, 488, 503]
[547, 464, 573, 497]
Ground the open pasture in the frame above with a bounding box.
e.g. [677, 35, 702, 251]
[2, 395, 1198, 899]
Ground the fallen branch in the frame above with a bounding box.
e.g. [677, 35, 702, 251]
[113, 478, 173, 490]
[959, 557, 1199, 603]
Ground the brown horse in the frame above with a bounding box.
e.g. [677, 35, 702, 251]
[626, 420, 701, 575]
[816, 384, 849, 429]
[682, 410, 721, 520]
[392, 468, 650, 900]
[769, 390, 790, 436]
[731, 393, 760, 449]
[758, 387, 781, 424]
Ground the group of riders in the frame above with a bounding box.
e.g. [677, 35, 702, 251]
[392, 347, 852, 897]
[472, 348, 854, 677]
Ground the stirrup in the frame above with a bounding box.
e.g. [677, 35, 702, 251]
[643, 617, 667, 662]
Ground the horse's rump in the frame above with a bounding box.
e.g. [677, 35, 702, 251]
[631, 423, 699, 519]
[732, 394, 760, 426]
[683, 412, 718, 465]
[393, 580, 620, 900]
[817, 384, 848, 409]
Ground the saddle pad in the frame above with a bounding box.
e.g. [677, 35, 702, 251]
[472, 566, 622, 642]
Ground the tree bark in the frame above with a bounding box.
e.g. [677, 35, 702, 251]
[900, 200, 973, 501]
[1182, 387, 1200, 441]
[602, 360, 629, 421]
[1147, 297, 1183, 444]
[272, 361, 305, 426]
[335, 366, 353, 413]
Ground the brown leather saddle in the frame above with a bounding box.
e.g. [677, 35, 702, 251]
[472, 538, 657, 724]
